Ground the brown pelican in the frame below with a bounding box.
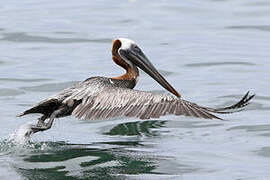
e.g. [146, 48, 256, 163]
[18, 38, 254, 135]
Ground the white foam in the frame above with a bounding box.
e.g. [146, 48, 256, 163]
[9, 123, 34, 144]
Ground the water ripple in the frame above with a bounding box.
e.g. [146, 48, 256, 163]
[104, 120, 166, 137]
[226, 25, 270, 32]
[0, 78, 50, 82]
[185, 61, 255, 67]
[2, 141, 158, 179]
[256, 147, 270, 158]
[0, 32, 112, 44]
[0, 88, 25, 96]
[20, 81, 78, 92]
[228, 124, 270, 133]
[114, 19, 135, 24]
[53, 31, 76, 34]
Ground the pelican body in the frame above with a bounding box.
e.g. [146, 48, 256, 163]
[18, 38, 254, 135]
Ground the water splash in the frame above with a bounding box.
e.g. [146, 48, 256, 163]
[9, 123, 34, 145]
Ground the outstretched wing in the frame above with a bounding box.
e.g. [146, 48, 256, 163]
[71, 86, 254, 120]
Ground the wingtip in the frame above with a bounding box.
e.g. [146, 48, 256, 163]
[16, 112, 24, 117]
[246, 91, 256, 99]
[250, 93, 256, 99]
[212, 114, 227, 121]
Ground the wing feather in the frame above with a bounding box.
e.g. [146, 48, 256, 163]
[71, 87, 228, 120]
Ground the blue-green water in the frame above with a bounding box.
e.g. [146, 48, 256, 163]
[0, 0, 270, 179]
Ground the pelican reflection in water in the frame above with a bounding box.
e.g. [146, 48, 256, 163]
[18, 38, 254, 135]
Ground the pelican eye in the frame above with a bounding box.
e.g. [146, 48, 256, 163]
[133, 45, 141, 52]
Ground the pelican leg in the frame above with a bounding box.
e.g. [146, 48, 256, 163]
[30, 108, 63, 133]
[36, 115, 47, 127]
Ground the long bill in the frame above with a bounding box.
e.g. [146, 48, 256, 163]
[119, 49, 181, 98]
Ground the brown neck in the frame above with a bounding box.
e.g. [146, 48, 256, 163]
[111, 56, 139, 81]
[111, 39, 139, 83]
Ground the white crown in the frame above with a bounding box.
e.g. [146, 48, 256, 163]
[117, 38, 136, 50]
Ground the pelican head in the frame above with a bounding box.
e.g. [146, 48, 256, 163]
[112, 38, 181, 98]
